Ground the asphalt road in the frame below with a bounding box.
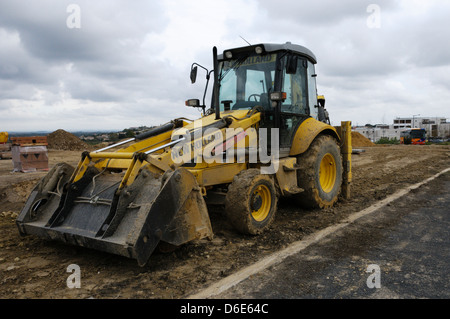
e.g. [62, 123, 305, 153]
[214, 171, 450, 299]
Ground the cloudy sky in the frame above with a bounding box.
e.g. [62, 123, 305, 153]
[1, 0, 449, 132]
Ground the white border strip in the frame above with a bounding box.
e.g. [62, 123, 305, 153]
[188, 167, 450, 299]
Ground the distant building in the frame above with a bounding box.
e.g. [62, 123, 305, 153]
[99, 134, 110, 141]
[354, 116, 449, 142]
[394, 116, 449, 138]
[354, 124, 403, 142]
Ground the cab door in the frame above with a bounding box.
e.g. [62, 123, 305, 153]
[278, 56, 317, 155]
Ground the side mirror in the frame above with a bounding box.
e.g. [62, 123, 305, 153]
[286, 55, 298, 74]
[190, 66, 198, 84]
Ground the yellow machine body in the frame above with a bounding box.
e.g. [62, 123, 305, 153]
[16, 43, 352, 266]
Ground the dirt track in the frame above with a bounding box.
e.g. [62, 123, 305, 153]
[0, 145, 449, 299]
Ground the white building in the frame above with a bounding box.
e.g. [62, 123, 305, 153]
[393, 117, 449, 138]
[354, 124, 404, 143]
[354, 116, 449, 142]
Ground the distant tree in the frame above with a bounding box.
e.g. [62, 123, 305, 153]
[376, 137, 400, 145]
[123, 129, 135, 138]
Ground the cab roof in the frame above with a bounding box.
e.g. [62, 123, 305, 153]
[219, 42, 317, 64]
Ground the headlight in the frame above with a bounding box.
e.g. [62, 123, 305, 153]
[185, 99, 200, 107]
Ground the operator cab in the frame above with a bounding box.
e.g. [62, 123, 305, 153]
[216, 42, 322, 152]
[187, 42, 328, 154]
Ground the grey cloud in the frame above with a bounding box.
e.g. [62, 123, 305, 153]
[0, 0, 171, 106]
[256, 0, 399, 26]
[0, 0, 448, 131]
[0, 1, 167, 62]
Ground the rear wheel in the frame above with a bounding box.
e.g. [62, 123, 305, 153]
[225, 169, 278, 235]
[296, 135, 343, 208]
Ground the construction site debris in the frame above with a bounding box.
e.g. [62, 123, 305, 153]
[0, 132, 12, 159]
[0, 143, 12, 159]
[11, 136, 48, 146]
[351, 131, 375, 147]
[47, 129, 90, 151]
[11, 136, 49, 172]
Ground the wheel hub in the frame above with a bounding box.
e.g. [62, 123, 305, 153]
[251, 185, 271, 221]
[319, 153, 337, 193]
[251, 194, 263, 211]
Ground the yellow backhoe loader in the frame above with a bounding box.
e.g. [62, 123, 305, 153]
[16, 42, 351, 266]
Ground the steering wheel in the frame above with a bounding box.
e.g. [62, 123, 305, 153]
[248, 94, 261, 102]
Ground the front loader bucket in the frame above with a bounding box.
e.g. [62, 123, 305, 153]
[16, 164, 213, 266]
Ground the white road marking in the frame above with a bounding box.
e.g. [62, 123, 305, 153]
[188, 167, 450, 299]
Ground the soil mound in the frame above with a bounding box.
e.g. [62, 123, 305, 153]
[352, 131, 375, 147]
[47, 129, 89, 151]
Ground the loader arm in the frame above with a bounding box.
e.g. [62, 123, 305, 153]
[71, 109, 261, 190]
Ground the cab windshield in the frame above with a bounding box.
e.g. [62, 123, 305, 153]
[218, 53, 277, 111]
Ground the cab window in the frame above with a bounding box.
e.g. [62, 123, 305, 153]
[218, 54, 277, 111]
[281, 58, 308, 115]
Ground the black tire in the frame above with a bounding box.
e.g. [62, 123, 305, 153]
[296, 135, 343, 209]
[225, 169, 278, 235]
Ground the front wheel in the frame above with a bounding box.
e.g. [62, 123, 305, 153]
[225, 169, 278, 235]
[296, 135, 343, 209]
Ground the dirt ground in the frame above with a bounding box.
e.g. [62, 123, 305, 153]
[0, 145, 449, 299]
